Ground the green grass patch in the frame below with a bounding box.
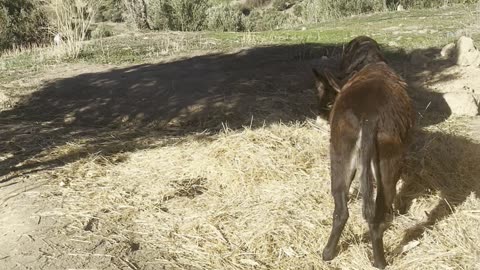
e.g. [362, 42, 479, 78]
[1, 4, 478, 71]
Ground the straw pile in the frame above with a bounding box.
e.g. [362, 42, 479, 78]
[43, 117, 480, 269]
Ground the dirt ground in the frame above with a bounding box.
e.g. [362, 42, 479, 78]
[0, 43, 479, 270]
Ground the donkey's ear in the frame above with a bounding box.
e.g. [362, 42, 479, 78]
[312, 68, 341, 93]
[323, 69, 341, 93]
[312, 68, 326, 92]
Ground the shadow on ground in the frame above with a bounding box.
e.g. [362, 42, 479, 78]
[1, 41, 476, 257]
[0, 44, 341, 182]
[395, 128, 480, 248]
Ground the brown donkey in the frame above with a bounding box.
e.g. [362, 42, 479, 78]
[313, 62, 415, 268]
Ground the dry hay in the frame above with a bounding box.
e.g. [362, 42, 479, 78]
[33, 115, 480, 270]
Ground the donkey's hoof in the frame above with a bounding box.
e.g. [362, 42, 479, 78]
[322, 248, 336, 261]
[373, 260, 387, 269]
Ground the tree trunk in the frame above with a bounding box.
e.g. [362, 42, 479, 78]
[137, 0, 150, 30]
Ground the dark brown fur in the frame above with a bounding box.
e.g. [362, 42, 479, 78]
[312, 68, 341, 114]
[315, 62, 415, 269]
[341, 36, 386, 78]
[313, 36, 386, 117]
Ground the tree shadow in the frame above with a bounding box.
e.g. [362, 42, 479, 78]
[0, 43, 343, 183]
[0, 42, 463, 220]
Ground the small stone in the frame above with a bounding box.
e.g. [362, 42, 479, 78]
[440, 43, 455, 58]
[0, 92, 9, 104]
[397, 4, 405, 11]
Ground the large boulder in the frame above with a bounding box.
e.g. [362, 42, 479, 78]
[443, 92, 479, 116]
[456, 36, 480, 67]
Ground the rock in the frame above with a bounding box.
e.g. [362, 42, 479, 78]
[0, 92, 12, 110]
[397, 4, 404, 11]
[0, 92, 8, 103]
[443, 92, 479, 116]
[456, 36, 480, 66]
[440, 43, 456, 58]
[53, 33, 63, 46]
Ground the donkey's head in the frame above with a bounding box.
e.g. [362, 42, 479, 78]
[312, 68, 342, 116]
[341, 36, 386, 77]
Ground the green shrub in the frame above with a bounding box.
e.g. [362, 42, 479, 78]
[0, 0, 50, 51]
[244, 9, 299, 31]
[272, 0, 300, 11]
[206, 4, 245, 31]
[300, 0, 383, 23]
[244, 0, 271, 8]
[293, 4, 303, 16]
[147, 0, 210, 31]
[92, 23, 113, 38]
[146, 0, 168, 30]
[96, 0, 123, 22]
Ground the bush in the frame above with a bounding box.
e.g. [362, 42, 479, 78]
[244, 0, 271, 8]
[293, 4, 303, 16]
[49, 0, 99, 58]
[96, 0, 123, 22]
[147, 0, 210, 31]
[300, 0, 383, 23]
[0, 0, 50, 51]
[206, 4, 245, 31]
[92, 23, 113, 38]
[123, 0, 150, 29]
[331, 0, 383, 16]
[244, 9, 299, 31]
[272, 0, 300, 11]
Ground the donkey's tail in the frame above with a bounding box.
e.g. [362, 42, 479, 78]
[358, 117, 379, 222]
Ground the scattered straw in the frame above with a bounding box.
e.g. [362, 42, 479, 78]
[28, 118, 480, 269]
